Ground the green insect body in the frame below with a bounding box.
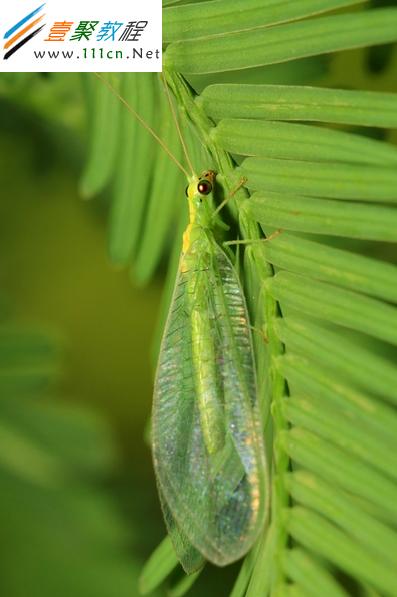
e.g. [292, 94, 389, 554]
[152, 170, 267, 573]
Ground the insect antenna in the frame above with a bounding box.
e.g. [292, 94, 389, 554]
[94, 72, 191, 179]
[160, 72, 196, 179]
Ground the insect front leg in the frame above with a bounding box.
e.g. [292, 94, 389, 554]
[212, 176, 248, 221]
[223, 229, 283, 248]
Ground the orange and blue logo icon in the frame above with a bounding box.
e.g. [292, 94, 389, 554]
[1, 1, 161, 72]
[3, 3, 46, 59]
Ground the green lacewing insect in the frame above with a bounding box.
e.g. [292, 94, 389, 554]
[97, 72, 267, 573]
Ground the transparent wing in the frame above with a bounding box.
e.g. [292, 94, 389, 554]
[158, 487, 205, 574]
[152, 239, 267, 568]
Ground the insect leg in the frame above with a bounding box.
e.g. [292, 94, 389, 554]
[223, 229, 283, 247]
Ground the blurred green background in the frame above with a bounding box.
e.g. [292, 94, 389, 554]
[0, 72, 163, 597]
[0, 31, 396, 597]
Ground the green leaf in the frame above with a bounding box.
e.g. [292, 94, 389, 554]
[165, 8, 397, 73]
[247, 192, 397, 240]
[267, 271, 397, 344]
[168, 570, 201, 597]
[282, 548, 350, 597]
[240, 157, 397, 201]
[164, 0, 363, 42]
[245, 525, 276, 597]
[276, 354, 397, 447]
[258, 233, 397, 302]
[275, 317, 397, 404]
[286, 471, 397, 566]
[133, 93, 185, 285]
[212, 119, 397, 165]
[109, 74, 158, 265]
[139, 536, 179, 595]
[281, 395, 395, 480]
[199, 84, 397, 128]
[286, 507, 397, 595]
[79, 74, 121, 198]
[280, 429, 397, 521]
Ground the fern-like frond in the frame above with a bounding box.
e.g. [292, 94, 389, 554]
[80, 2, 397, 595]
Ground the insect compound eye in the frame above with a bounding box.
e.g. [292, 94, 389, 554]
[197, 179, 212, 196]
